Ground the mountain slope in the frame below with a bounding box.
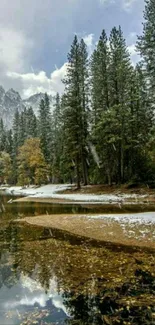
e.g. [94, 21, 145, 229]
[0, 87, 54, 129]
[23, 93, 54, 115]
[0, 87, 25, 129]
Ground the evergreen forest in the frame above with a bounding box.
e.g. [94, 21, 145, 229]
[1, 0, 155, 188]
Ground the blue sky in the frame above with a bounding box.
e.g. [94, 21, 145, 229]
[0, 0, 145, 98]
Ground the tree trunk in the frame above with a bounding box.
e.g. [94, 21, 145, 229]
[121, 143, 124, 183]
[117, 143, 122, 184]
[76, 154, 81, 189]
[107, 171, 112, 186]
[82, 153, 88, 186]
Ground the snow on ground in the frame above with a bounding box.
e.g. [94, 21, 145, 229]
[0, 184, 148, 203]
[1, 184, 154, 241]
[87, 212, 155, 225]
[1, 184, 72, 197]
[86, 213, 155, 242]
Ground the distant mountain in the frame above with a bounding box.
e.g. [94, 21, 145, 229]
[0, 86, 25, 129]
[23, 92, 54, 115]
[0, 86, 54, 129]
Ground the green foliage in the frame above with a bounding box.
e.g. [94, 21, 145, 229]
[38, 94, 52, 165]
[62, 35, 89, 188]
[1, 10, 155, 186]
[137, 0, 155, 105]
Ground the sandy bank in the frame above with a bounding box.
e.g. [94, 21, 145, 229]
[17, 213, 155, 249]
[2, 184, 154, 205]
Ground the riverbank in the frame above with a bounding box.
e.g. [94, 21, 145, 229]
[2, 184, 155, 205]
[17, 212, 155, 249]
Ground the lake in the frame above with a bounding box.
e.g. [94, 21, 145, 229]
[0, 194, 154, 325]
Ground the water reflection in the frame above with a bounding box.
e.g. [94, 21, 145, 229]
[0, 194, 90, 221]
[0, 274, 68, 324]
[0, 195, 154, 324]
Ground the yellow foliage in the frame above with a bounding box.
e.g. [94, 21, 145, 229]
[0, 151, 12, 183]
[17, 138, 49, 185]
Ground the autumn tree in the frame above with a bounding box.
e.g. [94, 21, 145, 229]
[0, 151, 12, 184]
[17, 138, 48, 185]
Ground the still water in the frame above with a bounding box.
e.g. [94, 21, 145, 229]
[0, 195, 154, 325]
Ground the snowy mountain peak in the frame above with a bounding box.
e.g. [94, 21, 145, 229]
[23, 92, 54, 115]
[5, 88, 22, 101]
[0, 86, 5, 94]
[0, 85, 54, 129]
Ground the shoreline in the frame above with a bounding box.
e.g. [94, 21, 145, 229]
[16, 213, 155, 250]
[12, 195, 154, 205]
[2, 184, 155, 207]
[12, 196, 155, 214]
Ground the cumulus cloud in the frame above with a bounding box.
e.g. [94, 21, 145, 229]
[0, 27, 33, 72]
[0, 0, 77, 96]
[5, 31, 95, 99]
[0, 26, 34, 91]
[7, 63, 67, 98]
[0, 0, 143, 97]
[127, 31, 140, 65]
[0, 24, 67, 98]
[122, 0, 138, 11]
[83, 34, 94, 56]
[128, 44, 136, 56]
[128, 44, 139, 65]
[99, 0, 139, 10]
[3, 276, 69, 316]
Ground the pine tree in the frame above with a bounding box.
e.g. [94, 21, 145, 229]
[26, 107, 38, 138]
[5, 129, 13, 156]
[127, 64, 153, 180]
[79, 38, 89, 185]
[108, 26, 133, 183]
[51, 93, 63, 182]
[38, 94, 52, 165]
[18, 110, 27, 146]
[63, 35, 89, 188]
[91, 30, 109, 126]
[90, 30, 110, 183]
[12, 110, 20, 154]
[137, 0, 155, 106]
[0, 119, 6, 152]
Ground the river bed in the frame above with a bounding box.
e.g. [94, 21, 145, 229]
[0, 194, 154, 325]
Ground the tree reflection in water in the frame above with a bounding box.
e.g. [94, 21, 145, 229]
[0, 196, 154, 324]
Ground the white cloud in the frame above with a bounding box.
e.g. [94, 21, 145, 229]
[3, 276, 69, 316]
[129, 32, 137, 39]
[128, 44, 140, 65]
[0, 0, 143, 97]
[0, 26, 34, 93]
[0, 27, 33, 72]
[128, 44, 136, 56]
[99, 0, 115, 4]
[0, 0, 77, 96]
[99, 0, 138, 11]
[122, 0, 138, 11]
[7, 63, 68, 98]
[83, 34, 94, 56]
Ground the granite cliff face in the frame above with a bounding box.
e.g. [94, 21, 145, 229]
[0, 86, 54, 129]
[0, 86, 24, 128]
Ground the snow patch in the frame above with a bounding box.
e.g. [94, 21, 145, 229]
[1, 184, 148, 203]
[87, 212, 155, 225]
